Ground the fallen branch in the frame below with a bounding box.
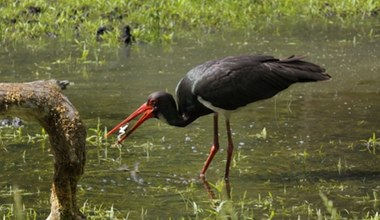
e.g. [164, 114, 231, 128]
[0, 80, 86, 220]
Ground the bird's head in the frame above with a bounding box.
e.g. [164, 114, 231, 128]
[106, 91, 176, 143]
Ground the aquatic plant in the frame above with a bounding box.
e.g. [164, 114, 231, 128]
[320, 192, 341, 219]
[0, 186, 38, 220]
[80, 201, 124, 220]
[360, 132, 380, 154]
[86, 118, 107, 147]
[0, 126, 47, 145]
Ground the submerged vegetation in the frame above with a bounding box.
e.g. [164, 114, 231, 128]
[0, 0, 379, 45]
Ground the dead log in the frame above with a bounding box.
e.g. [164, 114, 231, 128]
[0, 80, 86, 220]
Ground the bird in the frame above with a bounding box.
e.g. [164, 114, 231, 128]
[96, 25, 111, 42]
[106, 55, 331, 179]
[121, 25, 135, 46]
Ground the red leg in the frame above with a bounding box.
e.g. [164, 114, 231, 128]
[224, 119, 234, 180]
[200, 113, 219, 177]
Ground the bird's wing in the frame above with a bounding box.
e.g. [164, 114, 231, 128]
[192, 55, 328, 110]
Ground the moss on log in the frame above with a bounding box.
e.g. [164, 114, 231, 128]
[0, 80, 86, 220]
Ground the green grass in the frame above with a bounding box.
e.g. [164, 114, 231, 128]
[0, 0, 379, 46]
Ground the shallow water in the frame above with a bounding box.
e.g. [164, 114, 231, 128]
[1, 21, 380, 219]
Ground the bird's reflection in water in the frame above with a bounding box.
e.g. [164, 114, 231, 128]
[201, 177, 231, 200]
[130, 162, 143, 184]
[117, 162, 144, 185]
[201, 177, 237, 218]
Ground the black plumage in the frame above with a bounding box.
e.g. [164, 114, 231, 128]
[107, 54, 330, 179]
[175, 55, 329, 124]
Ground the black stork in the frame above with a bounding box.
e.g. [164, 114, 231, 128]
[106, 55, 331, 179]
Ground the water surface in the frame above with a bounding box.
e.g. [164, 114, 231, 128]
[0, 21, 380, 219]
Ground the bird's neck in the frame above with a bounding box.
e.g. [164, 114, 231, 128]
[159, 107, 192, 128]
[153, 91, 202, 127]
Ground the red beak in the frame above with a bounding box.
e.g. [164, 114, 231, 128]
[106, 103, 154, 143]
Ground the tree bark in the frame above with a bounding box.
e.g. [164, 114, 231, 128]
[0, 80, 86, 220]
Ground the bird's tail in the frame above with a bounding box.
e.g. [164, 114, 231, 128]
[277, 55, 331, 82]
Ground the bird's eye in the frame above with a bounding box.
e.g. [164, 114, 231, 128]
[149, 99, 158, 106]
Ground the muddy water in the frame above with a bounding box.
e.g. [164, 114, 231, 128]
[0, 22, 380, 219]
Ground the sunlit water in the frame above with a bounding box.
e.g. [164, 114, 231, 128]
[1, 21, 380, 219]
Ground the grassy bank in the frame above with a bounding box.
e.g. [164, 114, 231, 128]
[0, 0, 379, 45]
